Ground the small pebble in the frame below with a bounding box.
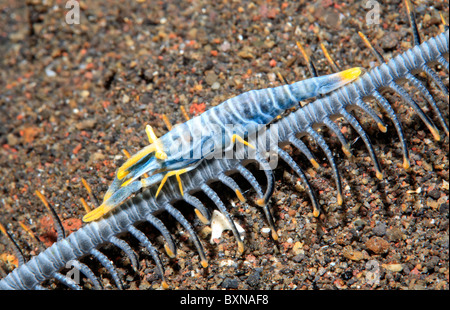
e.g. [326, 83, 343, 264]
[211, 82, 220, 90]
[220, 41, 231, 51]
[80, 90, 90, 98]
[386, 228, 404, 242]
[373, 223, 387, 237]
[292, 254, 305, 263]
[261, 227, 271, 236]
[219, 259, 238, 268]
[427, 188, 441, 200]
[382, 264, 403, 272]
[246, 269, 262, 287]
[122, 94, 130, 104]
[221, 278, 239, 289]
[45, 67, 57, 77]
[342, 246, 365, 261]
[292, 241, 304, 255]
[205, 71, 218, 85]
[365, 236, 390, 254]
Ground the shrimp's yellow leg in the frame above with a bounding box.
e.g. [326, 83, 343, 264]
[231, 134, 255, 149]
[155, 168, 189, 198]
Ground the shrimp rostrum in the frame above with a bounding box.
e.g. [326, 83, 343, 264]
[83, 67, 361, 222]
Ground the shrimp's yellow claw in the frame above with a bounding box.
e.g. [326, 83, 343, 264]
[103, 191, 113, 202]
[338, 67, 362, 82]
[155, 151, 168, 160]
[117, 144, 156, 180]
[117, 170, 130, 180]
[145, 124, 158, 143]
[83, 202, 114, 222]
[146, 125, 167, 160]
[117, 125, 168, 180]
[232, 134, 255, 149]
[121, 178, 135, 188]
